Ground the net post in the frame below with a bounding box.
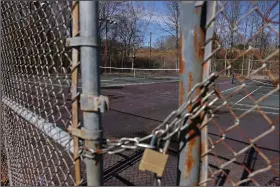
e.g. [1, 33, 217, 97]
[79, 1, 103, 186]
[177, 1, 208, 186]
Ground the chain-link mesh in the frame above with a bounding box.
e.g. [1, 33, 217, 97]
[0, 1, 279, 186]
[1, 1, 77, 185]
[198, 1, 279, 186]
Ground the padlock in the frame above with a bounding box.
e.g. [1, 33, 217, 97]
[139, 148, 169, 177]
[139, 133, 169, 177]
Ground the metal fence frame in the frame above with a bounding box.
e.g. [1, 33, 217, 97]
[1, 1, 279, 186]
[79, 1, 103, 186]
[177, 2, 217, 185]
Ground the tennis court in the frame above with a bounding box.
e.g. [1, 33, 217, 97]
[101, 74, 278, 114]
[1, 1, 279, 186]
[216, 78, 279, 114]
[2, 72, 278, 186]
[100, 74, 279, 186]
[101, 74, 179, 88]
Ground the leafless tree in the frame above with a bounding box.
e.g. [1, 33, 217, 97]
[215, 1, 279, 76]
[215, 1, 243, 48]
[155, 36, 167, 50]
[157, 1, 180, 69]
[99, 1, 124, 35]
[244, 1, 278, 75]
[98, 1, 153, 68]
[155, 35, 176, 50]
[115, 2, 152, 67]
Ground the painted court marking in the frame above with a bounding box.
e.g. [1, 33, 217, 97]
[232, 107, 279, 115]
[235, 103, 279, 111]
[220, 85, 241, 93]
[7, 78, 278, 115]
[233, 86, 263, 105]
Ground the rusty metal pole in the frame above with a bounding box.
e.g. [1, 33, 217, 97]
[200, 2, 217, 186]
[71, 1, 81, 185]
[177, 1, 208, 186]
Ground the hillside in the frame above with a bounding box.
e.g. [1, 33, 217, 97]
[134, 49, 177, 69]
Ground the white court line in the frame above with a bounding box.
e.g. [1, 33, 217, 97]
[247, 79, 274, 87]
[213, 84, 279, 115]
[220, 85, 241, 93]
[13, 79, 179, 88]
[160, 90, 179, 95]
[107, 89, 178, 103]
[216, 82, 229, 85]
[102, 80, 179, 87]
[233, 86, 263, 105]
[103, 89, 179, 95]
[102, 90, 133, 96]
[216, 81, 236, 85]
[252, 92, 279, 97]
[101, 79, 116, 82]
[232, 107, 279, 115]
[101, 77, 146, 82]
[235, 103, 279, 111]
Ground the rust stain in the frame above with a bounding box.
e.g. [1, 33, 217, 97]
[193, 25, 205, 66]
[179, 81, 185, 105]
[179, 28, 186, 106]
[179, 28, 184, 74]
[185, 129, 197, 179]
[95, 143, 99, 166]
[203, 59, 209, 76]
[196, 88, 201, 97]
[187, 72, 193, 112]
[188, 72, 193, 92]
[199, 28, 205, 60]
[195, 7, 199, 15]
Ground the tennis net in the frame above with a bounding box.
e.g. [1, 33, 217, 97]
[100, 66, 179, 80]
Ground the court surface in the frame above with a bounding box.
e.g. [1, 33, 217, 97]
[100, 75, 279, 186]
[6, 74, 278, 185]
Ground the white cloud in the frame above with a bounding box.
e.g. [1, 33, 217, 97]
[139, 11, 173, 26]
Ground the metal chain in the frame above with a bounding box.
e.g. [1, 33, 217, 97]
[77, 72, 220, 159]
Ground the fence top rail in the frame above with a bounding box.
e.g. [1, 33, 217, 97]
[100, 66, 180, 71]
[213, 59, 278, 63]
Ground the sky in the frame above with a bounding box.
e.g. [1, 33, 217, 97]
[141, 1, 279, 48]
[140, 1, 173, 47]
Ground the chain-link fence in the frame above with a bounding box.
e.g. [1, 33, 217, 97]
[212, 59, 279, 79]
[197, 1, 279, 186]
[1, 1, 76, 186]
[1, 1, 279, 186]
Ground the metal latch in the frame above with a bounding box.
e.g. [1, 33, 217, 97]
[68, 126, 102, 141]
[80, 94, 109, 113]
[66, 37, 98, 47]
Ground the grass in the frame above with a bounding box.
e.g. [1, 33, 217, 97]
[135, 49, 176, 58]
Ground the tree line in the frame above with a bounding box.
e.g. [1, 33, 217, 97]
[2, 1, 278, 73]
